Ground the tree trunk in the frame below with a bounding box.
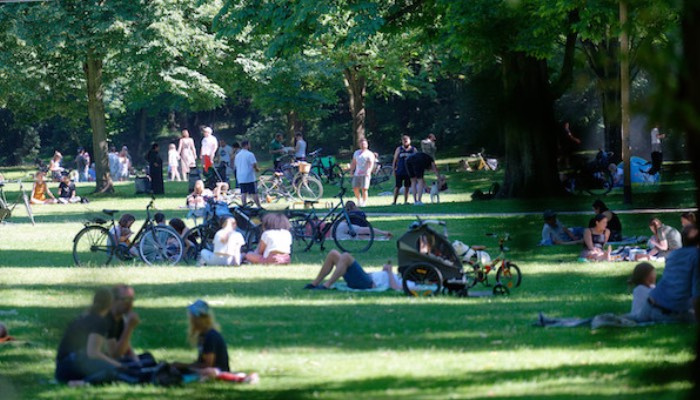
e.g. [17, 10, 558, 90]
[500, 52, 561, 198]
[84, 50, 112, 193]
[136, 108, 147, 160]
[679, 0, 700, 211]
[286, 110, 303, 143]
[343, 67, 366, 147]
[584, 39, 622, 160]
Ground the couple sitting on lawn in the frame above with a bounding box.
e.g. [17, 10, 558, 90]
[198, 213, 292, 266]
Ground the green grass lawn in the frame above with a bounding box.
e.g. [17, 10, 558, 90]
[0, 164, 697, 399]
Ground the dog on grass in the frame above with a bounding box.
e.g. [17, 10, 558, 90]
[429, 176, 448, 203]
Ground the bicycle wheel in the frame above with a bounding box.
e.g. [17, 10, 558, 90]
[332, 214, 374, 253]
[402, 263, 443, 297]
[328, 165, 345, 184]
[287, 211, 317, 252]
[73, 225, 114, 267]
[585, 170, 613, 196]
[496, 262, 522, 289]
[373, 165, 393, 190]
[257, 176, 278, 202]
[187, 225, 214, 261]
[463, 263, 480, 288]
[296, 175, 324, 202]
[139, 226, 184, 265]
[243, 225, 262, 253]
[21, 192, 35, 225]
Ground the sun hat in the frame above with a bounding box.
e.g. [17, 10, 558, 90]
[187, 299, 209, 317]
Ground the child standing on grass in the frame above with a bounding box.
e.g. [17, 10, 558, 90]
[168, 143, 181, 181]
[174, 300, 258, 384]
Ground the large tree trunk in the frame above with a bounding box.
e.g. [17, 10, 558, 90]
[84, 50, 112, 193]
[343, 67, 366, 147]
[286, 110, 303, 143]
[500, 52, 561, 198]
[136, 108, 147, 160]
[583, 39, 622, 160]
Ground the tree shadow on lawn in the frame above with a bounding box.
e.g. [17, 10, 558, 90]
[1, 358, 692, 400]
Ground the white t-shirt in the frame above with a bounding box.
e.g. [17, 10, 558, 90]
[369, 271, 416, 291]
[650, 128, 661, 152]
[213, 229, 245, 262]
[201, 135, 218, 158]
[168, 149, 180, 168]
[295, 139, 307, 158]
[353, 149, 376, 176]
[260, 229, 292, 258]
[234, 149, 257, 184]
[219, 144, 233, 164]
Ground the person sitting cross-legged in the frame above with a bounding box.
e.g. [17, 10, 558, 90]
[245, 213, 292, 265]
[304, 249, 411, 291]
[199, 217, 245, 266]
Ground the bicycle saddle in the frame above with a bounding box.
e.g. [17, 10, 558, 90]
[470, 245, 487, 251]
[274, 172, 284, 177]
[102, 209, 119, 216]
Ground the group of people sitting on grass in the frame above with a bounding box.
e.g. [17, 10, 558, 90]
[540, 199, 694, 262]
[538, 222, 699, 328]
[30, 171, 85, 205]
[54, 285, 258, 386]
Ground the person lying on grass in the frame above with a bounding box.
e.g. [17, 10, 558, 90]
[340, 201, 393, 240]
[199, 216, 245, 266]
[173, 300, 258, 384]
[540, 209, 582, 246]
[304, 249, 414, 291]
[245, 213, 292, 265]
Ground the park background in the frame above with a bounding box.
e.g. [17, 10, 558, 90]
[1, 0, 700, 399]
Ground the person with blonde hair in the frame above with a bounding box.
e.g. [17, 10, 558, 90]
[245, 213, 292, 264]
[187, 179, 213, 209]
[168, 143, 182, 181]
[173, 300, 258, 383]
[48, 151, 64, 181]
[177, 129, 197, 178]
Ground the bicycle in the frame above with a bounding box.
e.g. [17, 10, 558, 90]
[72, 195, 184, 266]
[257, 164, 324, 203]
[286, 185, 375, 253]
[188, 199, 263, 260]
[563, 150, 614, 196]
[0, 180, 35, 225]
[370, 154, 393, 191]
[461, 233, 522, 292]
[307, 148, 344, 184]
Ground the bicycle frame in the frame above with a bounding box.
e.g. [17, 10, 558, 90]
[303, 187, 357, 248]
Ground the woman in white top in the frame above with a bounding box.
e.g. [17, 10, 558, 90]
[178, 129, 197, 178]
[245, 213, 292, 265]
[294, 133, 307, 161]
[48, 151, 64, 181]
[187, 179, 213, 210]
[118, 147, 131, 181]
[199, 217, 245, 266]
[168, 143, 182, 181]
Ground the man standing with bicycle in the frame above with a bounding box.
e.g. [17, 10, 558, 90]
[392, 135, 417, 205]
[349, 138, 376, 207]
[235, 140, 262, 208]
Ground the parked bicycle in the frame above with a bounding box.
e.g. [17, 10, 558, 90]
[461, 233, 522, 292]
[0, 180, 35, 225]
[257, 163, 324, 203]
[370, 154, 393, 191]
[286, 185, 375, 253]
[307, 148, 344, 184]
[72, 196, 184, 266]
[188, 199, 263, 260]
[563, 150, 614, 196]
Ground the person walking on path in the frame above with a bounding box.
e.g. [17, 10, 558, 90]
[145, 143, 164, 194]
[420, 133, 437, 160]
[349, 138, 375, 207]
[392, 135, 417, 205]
[234, 140, 262, 208]
[200, 127, 218, 174]
[178, 129, 197, 178]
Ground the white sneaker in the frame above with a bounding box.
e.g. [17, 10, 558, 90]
[414, 201, 424, 206]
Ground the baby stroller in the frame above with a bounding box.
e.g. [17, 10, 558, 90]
[397, 219, 507, 297]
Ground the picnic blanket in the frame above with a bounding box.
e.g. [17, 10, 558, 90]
[534, 312, 655, 329]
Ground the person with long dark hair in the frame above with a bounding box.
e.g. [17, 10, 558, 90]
[145, 143, 164, 194]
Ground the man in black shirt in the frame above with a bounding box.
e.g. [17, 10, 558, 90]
[57, 175, 80, 204]
[104, 285, 155, 368]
